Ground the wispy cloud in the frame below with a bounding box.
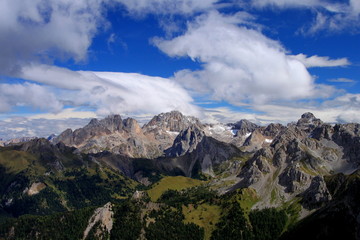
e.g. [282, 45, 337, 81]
[251, 0, 360, 33]
[114, 0, 219, 15]
[328, 78, 357, 83]
[290, 54, 350, 68]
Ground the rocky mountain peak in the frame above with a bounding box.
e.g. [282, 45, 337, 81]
[100, 114, 123, 132]
[88, 118, 99, 126]
[297, 112, 323, 128]
[143, 110, 202, 133]
[165, 125, 205, 157]
[233, 119, 258, 131]
[123, 117, 142, 134]
[301, 112, 316, 119]
[19, 138, 53, 152]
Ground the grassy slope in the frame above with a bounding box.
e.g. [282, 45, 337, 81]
[0, 144, 138, 218]
[182, 203, 221, 240]
[147, 176, 205, 202]
[0, 150, 37, 174]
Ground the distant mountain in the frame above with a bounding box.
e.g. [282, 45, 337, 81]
[0, 136, 37, 147]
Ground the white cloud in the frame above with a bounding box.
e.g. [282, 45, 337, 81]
[251, 0, 323, 9]
[202, 93, 360, 126]
[290, 54, 350, 68]
[0, 0, 106, 75]
[28, 108, 97, 120]
[256, 93, 360, 124]
[115, 0, 219, 15]
[0, 82, 63, 113]
[0, 116, 93, 140]
[20, 64, 200, 117]
[154, 11, 316, 105]
[328, 78, 356, 83]
[251, 0, 360, 33]
[351, 0, 360, 15]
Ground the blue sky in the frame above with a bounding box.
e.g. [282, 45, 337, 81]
[0, 0, 359, 139]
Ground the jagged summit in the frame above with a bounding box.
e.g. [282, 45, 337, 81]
[301, 112, 316, 119]
[143, 110, 202, 133]
[296, 112, 323, 128]
[165, 125, 205, 157]
[233, 119, 259, 131]
[53, 111, 204, 158]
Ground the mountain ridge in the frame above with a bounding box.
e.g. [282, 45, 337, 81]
[1, 110, 360, 239]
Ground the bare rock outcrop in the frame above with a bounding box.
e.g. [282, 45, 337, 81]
[278, 165, 312, 193]
[300, 176, 332, 210]
[83, 202, 114, 240]
[165, 125, 205, 157]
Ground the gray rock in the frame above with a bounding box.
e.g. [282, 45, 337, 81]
[278, 165, 312, 193]
[300, 176, 332, 210]
[165, 125, 205, 157]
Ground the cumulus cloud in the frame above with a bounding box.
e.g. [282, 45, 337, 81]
[20, 64, 200, 117]
[0, 0, 106, 75]
[0, 83, 63, 113]
[154, 11, 315, 105]
[290, 54, 350, 68]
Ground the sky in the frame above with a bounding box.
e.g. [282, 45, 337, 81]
[0, 0, 359, 139]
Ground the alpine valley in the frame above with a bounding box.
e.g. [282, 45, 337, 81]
[1, 111, 360, 240]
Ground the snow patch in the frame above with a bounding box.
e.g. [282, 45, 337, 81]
[207, 124, 227, 133]
[231, 129, 239, 135]
[166, 130, 180, 136]
[264, 139, 273, 143]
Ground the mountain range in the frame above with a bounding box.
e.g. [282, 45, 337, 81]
[1, 110, 360, 239]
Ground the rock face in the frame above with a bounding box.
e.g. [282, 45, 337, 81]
[296, 112, 323, 130]
[83, 202, 114, 240]
[54, 111, 203, 159]
[158, 136, 242, 178]
[220, 112, 360, 211]
[143, 110, 202, 133]
[300, 176, 332, 209]
[165, 125, 205, 157]
[25, 182, 46, 196]
[143, 110, 203, 152]
[233, 119, 259, 136]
